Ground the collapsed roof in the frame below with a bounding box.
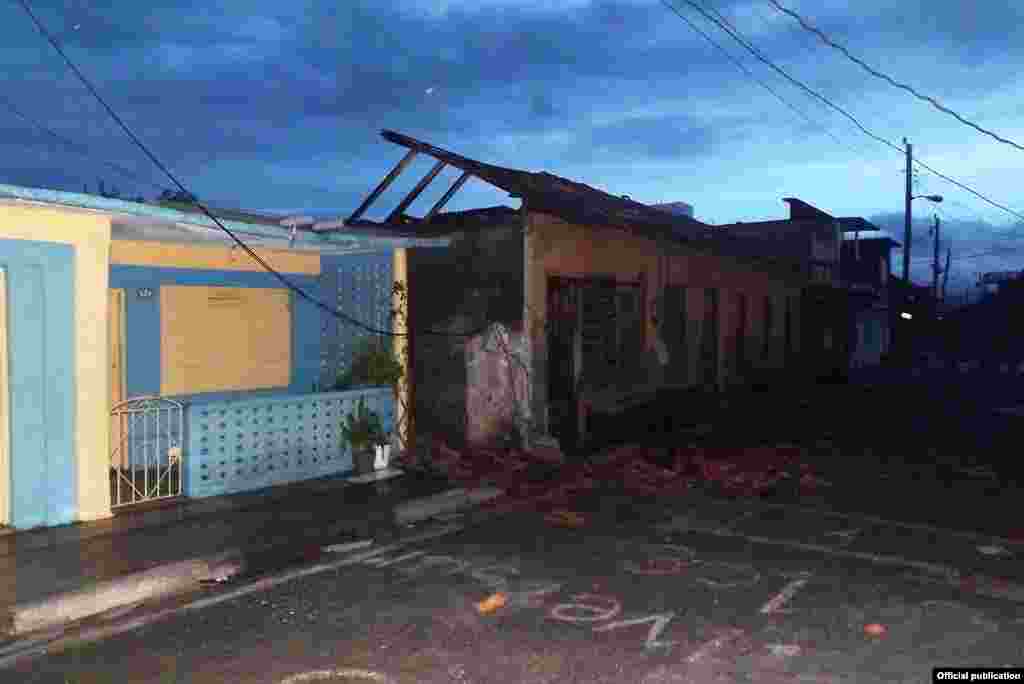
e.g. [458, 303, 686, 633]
[329, 129, 813, 269]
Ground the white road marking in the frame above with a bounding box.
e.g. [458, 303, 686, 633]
[363, 551, 426, 568]
[753, 498, 1016, 546]
[759, 576, 810, 615]
[322, 540, 374, 554]
[280, 669, 394, 683]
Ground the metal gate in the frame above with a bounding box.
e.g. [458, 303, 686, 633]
[110, 396, 184, 507]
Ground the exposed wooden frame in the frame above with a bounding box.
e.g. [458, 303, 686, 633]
[386, 160, 446, 224]
[426, 171, 471, 220]
[345, 149, 418, 225]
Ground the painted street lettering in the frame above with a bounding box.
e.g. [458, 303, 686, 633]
[685, 628, 745, 664]
[548, 594, 623, 624]
[692, 561, 762, 590]
[470, 563, 521, 591]
[593, 612, 678, 650]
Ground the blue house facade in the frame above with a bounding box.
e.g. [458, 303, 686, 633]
[0, 184, 447, 528]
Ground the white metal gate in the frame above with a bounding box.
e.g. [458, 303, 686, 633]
[110, 396, 184, 507]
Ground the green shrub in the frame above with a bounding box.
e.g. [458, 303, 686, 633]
[335, 336, 404, 391]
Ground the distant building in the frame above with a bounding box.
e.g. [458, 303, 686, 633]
[651, 201, 694, 218]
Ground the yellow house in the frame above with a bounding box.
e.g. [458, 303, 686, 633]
[0, 184, 446, 530]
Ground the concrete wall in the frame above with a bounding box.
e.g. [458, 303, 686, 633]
[0, 202, 112, 527]
[524, 210, 806, 436]
[407, 223, 524, 446]
[465, 323, 529, 447]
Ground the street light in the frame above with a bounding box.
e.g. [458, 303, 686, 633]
[903, 193, 943, 282]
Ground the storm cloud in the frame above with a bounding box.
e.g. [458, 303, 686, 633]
[1, 0, 1022, 288]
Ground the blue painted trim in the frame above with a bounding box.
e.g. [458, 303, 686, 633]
[0, 239, 77, 529]
[109, 265, 321, 398]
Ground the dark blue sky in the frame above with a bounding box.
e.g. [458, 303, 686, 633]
[3, 0, 1023, 290]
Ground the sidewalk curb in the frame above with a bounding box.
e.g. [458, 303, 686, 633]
[3, 551, 243, 637]
[1, 485, 490, 642]
[392, 486, 503, 526]
[0, 522, 464, 671]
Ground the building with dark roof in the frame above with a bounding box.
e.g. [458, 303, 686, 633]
[340, 130, 837, 453]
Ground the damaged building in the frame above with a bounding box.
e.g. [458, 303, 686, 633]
[340, 130, 845, 456]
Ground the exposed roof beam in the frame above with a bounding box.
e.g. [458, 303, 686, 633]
[387, 160, 446, 224]
[345, 149, 418, 225]
[426, 171, 471, 220]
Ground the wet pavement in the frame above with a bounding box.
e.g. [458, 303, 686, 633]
[13, 497, 1024, 684]
[0, 469, 453, 611]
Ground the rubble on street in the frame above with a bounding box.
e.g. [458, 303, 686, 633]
[416, 437, 831, 514]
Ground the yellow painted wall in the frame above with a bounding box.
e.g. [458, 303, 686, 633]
[160, 286, 292, 395]
[0, 201, 113, 522]
[524, 210, 807, 431]
[111, 239, 320, 275]
[392, 248, 411, 452]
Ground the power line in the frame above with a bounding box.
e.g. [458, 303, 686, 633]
[657, 0, 854, 152]
[765, 0, 1024, 154]
[667, 0, 1024, 224]
[0, 93, 170, 194]
[15, 0, 487, 341]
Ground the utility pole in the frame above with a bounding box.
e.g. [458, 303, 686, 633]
[941, 247, 951, 301]
[903, 137, 913, 283]
[931, 214, 941, 300]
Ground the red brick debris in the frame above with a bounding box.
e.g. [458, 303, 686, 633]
[425, 439, 831, 511]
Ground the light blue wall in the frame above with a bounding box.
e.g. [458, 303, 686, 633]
[184, 387, 394, 497]
[109, 265, 323, 401]
[319, 252, 394, 389]
[0, 239, 77, 529]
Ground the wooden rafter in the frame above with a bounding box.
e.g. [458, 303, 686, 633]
[426, 171, 471, 220]
[387, 160, 446, 224]
[345, 149, 418, 225]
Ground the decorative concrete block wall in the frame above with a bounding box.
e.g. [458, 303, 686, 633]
[319, 252, 394, 390]
[184, 387, 394, 498]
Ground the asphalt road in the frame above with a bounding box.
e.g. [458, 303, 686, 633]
[16, 505, 1024, 684]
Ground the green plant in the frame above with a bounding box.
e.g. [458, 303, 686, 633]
[335, 336, 404, 391]
[341, 397, 387, 451]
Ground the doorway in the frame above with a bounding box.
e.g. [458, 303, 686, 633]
[109, 289, 125, 407]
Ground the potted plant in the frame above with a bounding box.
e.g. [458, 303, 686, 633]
[341, 398, 388, 474]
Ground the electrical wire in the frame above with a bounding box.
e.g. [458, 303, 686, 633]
[15, 0, 489, 340]
[666, 0, 1024, 224]
[0, 92, 170, 194]
[657, 0, 855, 152]
[765, 0, 1024, 153]
[22, 0, 1022, 309]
